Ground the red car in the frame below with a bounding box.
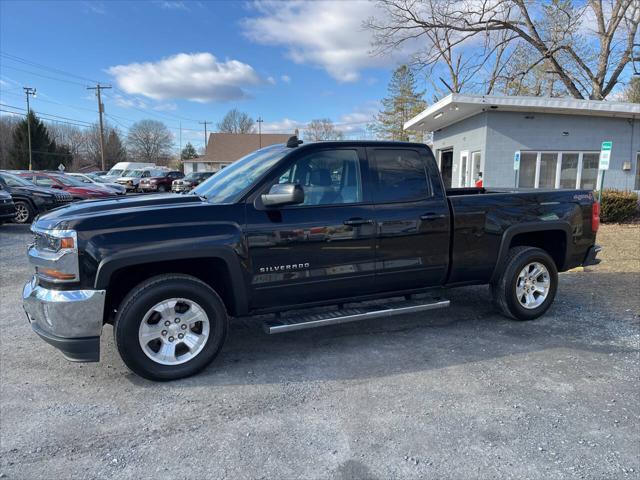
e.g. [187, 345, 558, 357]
[18, 172, 118, 200]
[138, 170, 184, 193]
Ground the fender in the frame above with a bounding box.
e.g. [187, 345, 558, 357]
[94, 245, 249, 316]
[489, 221, 572, 283]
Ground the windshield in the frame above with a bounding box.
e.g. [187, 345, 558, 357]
[184, 172, 207, 181]
[55, 175, 85, 186]
[123, 170, 145, 178]
[0, 172, 35, 187]
[88, 174, 108, 183]
[193, 144, 289, 203]
[107, 169, 123, 177]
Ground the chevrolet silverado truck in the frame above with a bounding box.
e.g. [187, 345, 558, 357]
[23, 138, 601, 381]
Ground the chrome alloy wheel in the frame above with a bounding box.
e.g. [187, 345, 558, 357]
[138, 298, 210, 365]
[14, 203, 30, 223]
[515, 262, 551, 309]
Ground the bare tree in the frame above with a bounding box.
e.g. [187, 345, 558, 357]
[217, 109, 255, 134]
[368, 0, 640, 99]
[126, 120, 173, 163]
[304, 119, 344, 141]
[0, 115, 20, 170]
[48, 123, 87, 169]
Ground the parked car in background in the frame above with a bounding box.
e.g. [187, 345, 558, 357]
[90, 171, 108, 176]
[0, 171, 73, 224]
[103, 162, 155, 181]
[116, 167, 170, 192]
[68, 173, 126, 195]
[139, 170, 183, 192]
[18, 172, 118, 200]
[0, 187, 17, 225]
[171, 171, 214, 192]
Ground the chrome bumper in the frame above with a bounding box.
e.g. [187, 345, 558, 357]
[23, 276, 106, 362]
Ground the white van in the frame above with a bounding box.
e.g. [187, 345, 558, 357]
[104, 162, 155, 180]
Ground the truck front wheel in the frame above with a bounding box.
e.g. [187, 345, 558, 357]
[114, 274, 228, 381]
[491, 246, 558, 321]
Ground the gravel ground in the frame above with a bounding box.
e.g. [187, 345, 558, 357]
[1, 223, 638, 480]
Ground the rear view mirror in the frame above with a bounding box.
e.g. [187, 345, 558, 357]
[262, 183, 304, 208]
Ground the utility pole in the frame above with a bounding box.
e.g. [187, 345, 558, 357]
[257, 116, 264, 148]
[23, 87, 36, 171]
[199, 121, 211, 153]
[87, 84, 112, 171]
[179, 121, 183, 161]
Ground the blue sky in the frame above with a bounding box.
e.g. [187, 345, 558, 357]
[0, 0, 402, 150]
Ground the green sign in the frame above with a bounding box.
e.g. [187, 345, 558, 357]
[599, 140, 612, 170]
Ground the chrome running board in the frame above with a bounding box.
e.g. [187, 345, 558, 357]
[263, 296, 450, 334]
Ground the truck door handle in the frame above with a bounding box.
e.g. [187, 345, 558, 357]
[344, 218, 373, 226]
[420, 213, 446, 221]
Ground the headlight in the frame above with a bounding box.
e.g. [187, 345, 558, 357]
[29, 227, 79, 283]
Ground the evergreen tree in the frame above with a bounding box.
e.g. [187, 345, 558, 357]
[181, 142, 198, 160]
[9, 112, 71, 170]
[372, 65, 427, 141]
[104, 129, 127, 168]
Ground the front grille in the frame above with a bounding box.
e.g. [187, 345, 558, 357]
[54, 193, 73, 206]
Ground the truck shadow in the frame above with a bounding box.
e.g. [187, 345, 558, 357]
[122, 271, 639, 388]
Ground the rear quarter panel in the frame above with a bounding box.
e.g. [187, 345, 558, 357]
[447, 189, 596, 284]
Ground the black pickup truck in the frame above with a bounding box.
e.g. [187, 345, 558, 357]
[23, 138, 601, 380]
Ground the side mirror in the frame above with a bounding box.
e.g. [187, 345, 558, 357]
[261, 183, 304, 208]
[51, 184, 63, 189]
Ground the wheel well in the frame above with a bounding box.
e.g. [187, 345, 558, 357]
[104, 257, 236, 322]
[509, 230, 567, 270]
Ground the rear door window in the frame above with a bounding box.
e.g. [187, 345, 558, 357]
[34, 175, 55, 187]
[372, 149, 431, 203]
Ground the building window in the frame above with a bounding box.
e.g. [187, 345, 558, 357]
[634, 153, 640, 191]
[539, 153, 558, 188]
[518, 152, 537, 188]
[560, 153, 579, 188]
[580, 153, 599, 190]
[518, 151, 600, 190]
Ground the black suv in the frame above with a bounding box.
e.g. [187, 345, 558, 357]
[0, 171, 73, 224]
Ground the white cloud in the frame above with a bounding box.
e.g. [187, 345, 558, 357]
[266, 76, 276, 85]
[107, 52, 264, 103]
[242, 1, 392, 82]
[281, 74, 291, 83]
[261, 117, 305, 133]
[157, 1, 188, 10]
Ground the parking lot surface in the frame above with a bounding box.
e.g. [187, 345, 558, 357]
[1, 223, 638, 479]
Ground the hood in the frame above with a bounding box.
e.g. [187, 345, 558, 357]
[35, 193, 205, 229]
[12, 184, 62, 196]
[0, 189, 12, 200]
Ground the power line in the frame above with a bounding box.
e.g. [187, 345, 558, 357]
[0, 103, 92, 125]
[0, 51, 103, 84]
[1, 65, 88, 87]
[0, 109, 95, 128]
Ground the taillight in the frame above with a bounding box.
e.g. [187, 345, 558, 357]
[591, 201, 600, 233]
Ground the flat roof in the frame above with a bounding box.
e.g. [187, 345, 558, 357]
[405, 94, 640, 132]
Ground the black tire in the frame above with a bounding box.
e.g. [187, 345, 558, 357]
[490, 246, 558, 321]
[12, 200, 34, 224]
[114, 274, 228, 381]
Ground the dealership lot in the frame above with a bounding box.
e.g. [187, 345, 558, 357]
[0, 223, 638, 479]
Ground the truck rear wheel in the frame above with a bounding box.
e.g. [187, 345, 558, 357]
[491, 246, 558, 321]
[114, 274, 228, 381]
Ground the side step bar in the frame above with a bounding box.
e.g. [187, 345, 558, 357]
[263, 297, 450, 334]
